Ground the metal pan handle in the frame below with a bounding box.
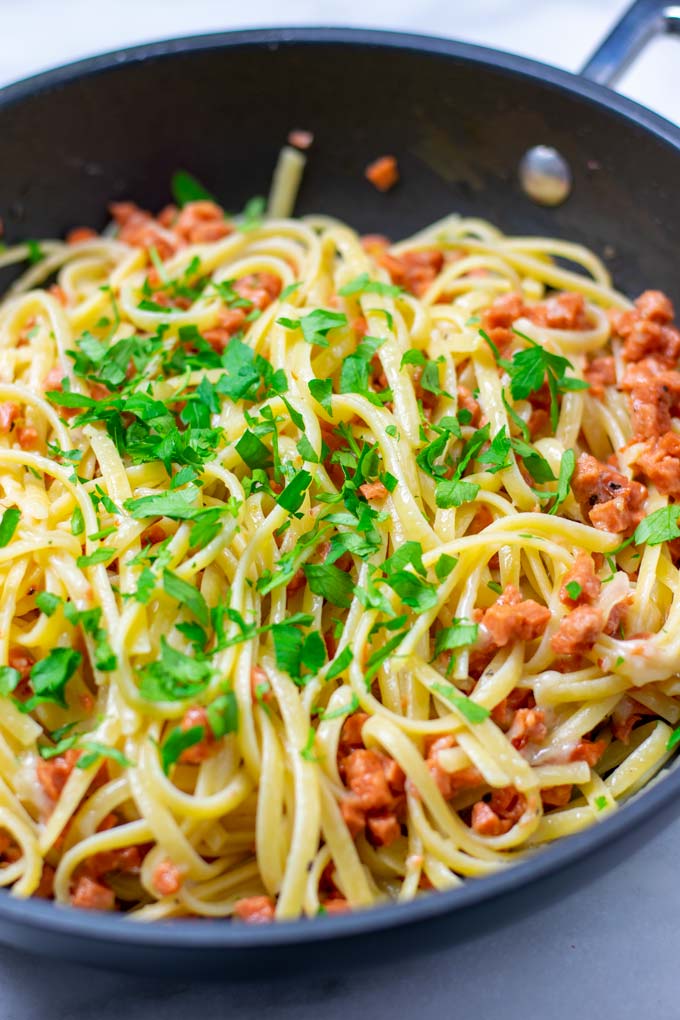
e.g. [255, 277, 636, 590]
[580, 0, 680, 86]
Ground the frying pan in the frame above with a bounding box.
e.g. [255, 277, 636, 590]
[0, 0, 678, 978]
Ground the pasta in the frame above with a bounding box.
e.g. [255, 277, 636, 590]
[0, 183, 679, 924]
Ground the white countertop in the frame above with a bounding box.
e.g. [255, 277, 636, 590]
[0, 2, 678, 1017]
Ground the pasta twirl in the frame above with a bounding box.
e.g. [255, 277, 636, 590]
[0, 192, 678, 924]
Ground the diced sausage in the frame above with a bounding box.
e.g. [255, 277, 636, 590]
[288, 129, 314, 150]
[559, 553, 601, 606]
[541, 785, 573, 807]
[70, 875, 115, 911]
[359, 481, 388, 501]
[152, 859, 184, 896]
[571, 453, 647, 535]
[66, 226, 97, 244]
[481, 584, 550, 648]
[635, 290, 674, 323]
[365, 156, 399, 192]
[471, 787, 526, 836]
[233, 272, 281, 311]
[528, 292, 588, 330]
[506, 707, 547, 750]
[343, 749, 394, 811]
[570, 738, 607, 766]
[584, 355, 616, 398]
[611, 696, 655, 744]
[457, 385, 481, 426]
[551, 605, 604, 657]
[376, 248, 443, 297]
[36, 748, 81, 802]
[0, 403, 20, 433]
[233, 896, 275, 923]
[633, 431, 680, 497]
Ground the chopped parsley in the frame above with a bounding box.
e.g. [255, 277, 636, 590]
[633, 505, 680, 547]
[0, 507, 20, 548]
[431, 681, 490, 723]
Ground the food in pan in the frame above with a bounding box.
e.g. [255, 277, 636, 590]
[0, 169, 679, 923]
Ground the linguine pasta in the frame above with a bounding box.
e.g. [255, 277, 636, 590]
[0, 186, 679, 923]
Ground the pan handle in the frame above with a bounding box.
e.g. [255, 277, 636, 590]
[580, 0, 680, 87]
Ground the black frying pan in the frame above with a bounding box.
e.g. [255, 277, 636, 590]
[0, 0, 678, 978]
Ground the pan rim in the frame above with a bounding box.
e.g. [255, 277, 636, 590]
[0, 23, 678, 952]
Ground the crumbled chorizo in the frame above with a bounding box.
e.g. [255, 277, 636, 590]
[233, 272, 281, 311]
[109, 201, 179, 260]
[506, 707, 547, 750]
[570, 738, 607, 766]
[66, 226, 97, 245]
[457, 385, 481, 426]
[471, 787, 526, 836]
[541, 785, 573, 808]
[551, 605, 604, 657]
[202, 307, 248, 352]
[173, 200, 232, 245]
[491, 688, 534, 730]
[527, 291, 588, 330]
[0, 403, 20, 433]
[480, 292, 525, 348]
[634, 431, 680, 497]
[377, 248, 444, 297]
[339, 748, 404, 848]
[584, 355, 616, 398]
[611, 696, 656, 744]
[178, 706, 215, 764]
[152, 859, 184, 896]
[71, 875, 115, 911]
[36, 748, 81, 802]
[234, 896, 275, 923]
[359, 480, 388, 501]
[423, 735, 483, 799]
[288, 129, 314, 150]
[481, 584, 550, 648]
[611, 290, 680, 366]
[365, 155, 399, 193]
[559, 553, 601, 606]
[571, 453, 647, 535]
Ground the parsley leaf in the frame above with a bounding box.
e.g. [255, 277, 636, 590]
[325, 646, 354, 681]
[0, 508, 20, 548]
[434, 619, 479, 656]
[138, 638, 213, 701]
[549, 448, 576, 515]
[76, 548, 115, 568]
[160, 724, 205, 774]
[384, 571, 438, 612]
[339, 273, 402, 298]
[163, 570, 209, 626]
[435, 479, 480, 509]
[0, 666, 20, 698]
[206, 691, 239, 738]
[277, 470, 312, 513]
[431, 681, 490, 723]
[277, 309, 347, 348]
[565, 580, 582, 601]
[76, 742, 133, 771]
[435, 553, 458, 581]
[22, 648, 82, 711]
[171, 170, 217, 206]
[303, 563, 354, 607]
[309, 378, 333, 416]
[634, 505, 680, 547]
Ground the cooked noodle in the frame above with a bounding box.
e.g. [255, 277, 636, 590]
[0, 190, 678, 922]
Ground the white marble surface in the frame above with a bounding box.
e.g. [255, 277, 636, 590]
[0, 1, 679, 1017]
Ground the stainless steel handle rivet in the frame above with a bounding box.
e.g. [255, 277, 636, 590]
[518, 145, 572, 206]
